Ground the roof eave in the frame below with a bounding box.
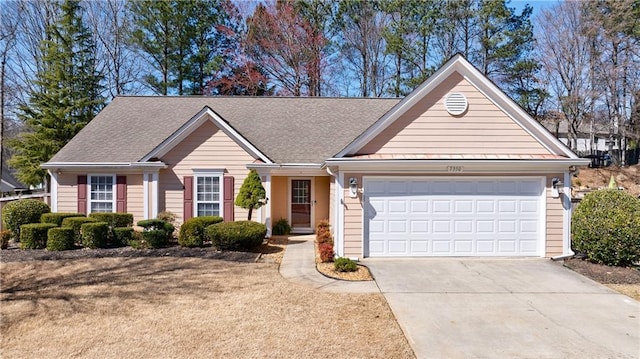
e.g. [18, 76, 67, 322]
[41, 162, 168, 170]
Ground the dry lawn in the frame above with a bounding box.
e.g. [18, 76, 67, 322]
[0, 258, 414, 359]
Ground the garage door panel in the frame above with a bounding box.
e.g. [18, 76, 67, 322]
[410, 241, 429, 253]
[410, 220, 429, 233]
[432, 201, 451, 213]
[365, 177, 543, 257]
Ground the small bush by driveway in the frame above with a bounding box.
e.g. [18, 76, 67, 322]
[1, 257, 414, 358]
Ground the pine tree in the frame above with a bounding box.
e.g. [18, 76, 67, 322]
[8, 0, 104, 186]
[235, 169, 266, 221]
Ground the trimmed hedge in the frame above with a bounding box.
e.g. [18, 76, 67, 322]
[62, 216, 98, 242]
[113, 227, 134, 247]
[206, 221, 266, 251]
[41, 212, 85, 226]
[137, 219, 171, 247]
[20, 223, 57, 249]
[572, 189, 640, 266]
[2, 199, 51, 241]
[142, 230, 168, 248]
[47, 227, 75, 251]
[178, 216, 223, 248]
[81, 222, 109, 249]
[89, 212, 133, 228]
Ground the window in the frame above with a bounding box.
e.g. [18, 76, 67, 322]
[195, 174, 222, 217]
[89, 175, 115, 213]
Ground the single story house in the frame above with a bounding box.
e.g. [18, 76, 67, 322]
[43, 55, 589, 259]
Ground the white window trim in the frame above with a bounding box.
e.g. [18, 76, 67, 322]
[193, 170, 224, 218]
[88, 174, 117, 214]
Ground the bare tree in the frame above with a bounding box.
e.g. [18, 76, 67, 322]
[336, 0, 391, 97]
[583, 0, 640, 165]
[536, 2, 594, 151]
[85, 0, 145, 99]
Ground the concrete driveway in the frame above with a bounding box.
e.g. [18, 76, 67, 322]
[364, 258, 640, 359]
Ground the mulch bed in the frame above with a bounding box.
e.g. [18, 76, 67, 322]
[0, 241, 259, 263]
[563, 257, 640, 284]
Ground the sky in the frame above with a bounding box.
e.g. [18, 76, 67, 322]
[511, 0, 558, 18]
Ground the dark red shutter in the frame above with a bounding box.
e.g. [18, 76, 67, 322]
[77, 175, 87, 214]
[116, 176, 127, 212]
[223, 176, 234, 222]
[183, 176, 193, 221]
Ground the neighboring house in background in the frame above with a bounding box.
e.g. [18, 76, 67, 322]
[43, 55, 589, 259]
[539, 118, 617, 155]
[1, 163, 28, 196]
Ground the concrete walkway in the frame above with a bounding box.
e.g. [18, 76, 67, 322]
[278, 235, 379, 293]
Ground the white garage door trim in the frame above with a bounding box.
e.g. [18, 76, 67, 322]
[363, 176, 546, 257]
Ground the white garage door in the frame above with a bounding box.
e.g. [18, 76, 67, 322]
[364, 177, 544, 257]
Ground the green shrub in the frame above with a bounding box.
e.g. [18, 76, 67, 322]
[137, 219, 166, 230]
[113, 227, 134, 247]
[319, 242, 334, 263]
[334, 257, 358, 272]
[19, 223, 57, 249]
[89, 212, 133, 228]
[47, 227, 75, 251]
[137, 220, 170, 247]
[41, 212, 85, 226]
[81, 222, 109, 249]
[272, 218, 291, 235]
[572, 189, 640, 266]
[62, 216, 98, 242]
[178, 216, 223, 248]
[127, 231, 146, 249]
[142, 229, 168, 248]
[1, 230, 11, 249]
[2, 199, 51, 241]
[206, 221, 266, 251]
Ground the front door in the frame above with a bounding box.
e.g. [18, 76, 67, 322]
[290, 179, 313, 233]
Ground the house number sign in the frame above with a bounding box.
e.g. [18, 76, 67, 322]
[447, 166, 464, 173]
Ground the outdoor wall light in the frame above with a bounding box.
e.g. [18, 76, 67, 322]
[349, 177, 358, 198]
[552, 177, 564, 198]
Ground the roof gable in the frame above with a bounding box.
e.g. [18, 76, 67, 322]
[336, 54, 578, 159]
[356, 72, 551, 157]
[141, 107, 272, 163]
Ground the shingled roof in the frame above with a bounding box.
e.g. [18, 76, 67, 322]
[49, 96, 400, 164]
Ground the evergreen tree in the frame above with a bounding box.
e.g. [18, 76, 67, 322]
[9, 0, 103, 186]
[235, 169, 266, 221]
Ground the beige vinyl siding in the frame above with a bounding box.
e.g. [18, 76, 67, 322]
[314, 176, 330, 226]
[126, 174, 144, 224]
[358, 73, 552, 156]
[270, 176, 288, 226]
[158, 120, 256, 224]
[545, 174, 564, 257]
[343, 173, 363, 258]
[56, 173, 79, 213]
[341, 173, 565, 258]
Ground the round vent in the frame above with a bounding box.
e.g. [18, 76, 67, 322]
[444, 92, 468, 115]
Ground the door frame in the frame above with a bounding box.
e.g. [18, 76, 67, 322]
[288, 177, 315, 234]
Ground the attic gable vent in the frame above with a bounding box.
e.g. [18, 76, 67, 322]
[444, 92, 468, 116]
